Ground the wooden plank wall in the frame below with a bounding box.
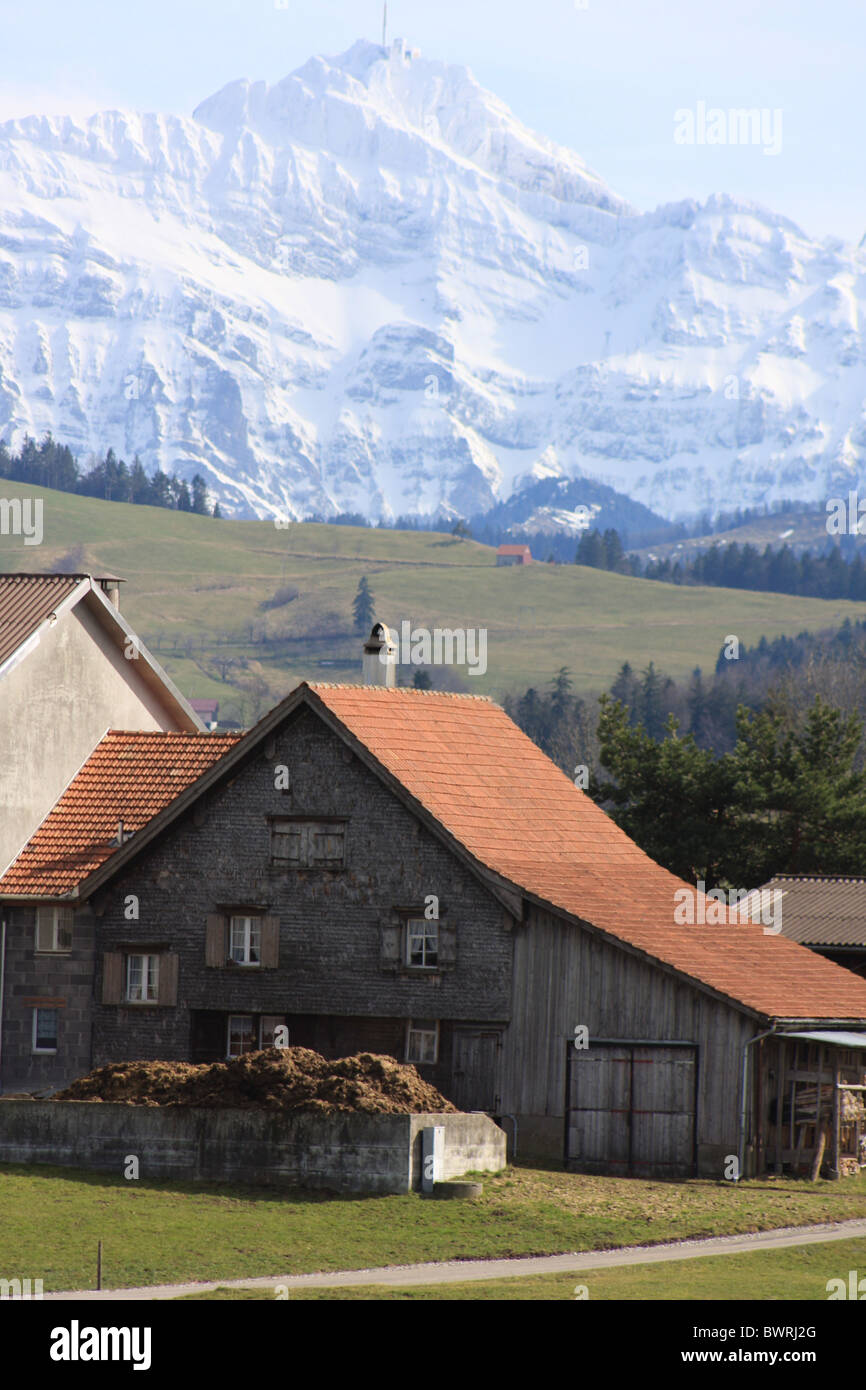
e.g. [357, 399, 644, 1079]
[502, 906, 758, 1168]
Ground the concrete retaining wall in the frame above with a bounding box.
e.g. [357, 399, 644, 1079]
[0, 1102, 506, 1193]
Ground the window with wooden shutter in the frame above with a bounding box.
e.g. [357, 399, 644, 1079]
[406, 918, 438, 968]
[102, 952, 123, 1005]
[270, 818, 346, 868]
[310, 823, 345, 866]
[229, 916, 261, 966]
[260, 915, 280, 968]
[271, 820, 303, 865]
[380, 918, 402, 971]
[159, 953, 179, 1006]
[205, 914, 227, 966]
[126, 953, 159, 1003]
[438, 921, 457, 967]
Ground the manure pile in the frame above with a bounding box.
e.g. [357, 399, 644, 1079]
[51, 1047, 457, 1115]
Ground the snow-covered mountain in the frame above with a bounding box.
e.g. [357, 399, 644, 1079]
[0, 37, 864, 522]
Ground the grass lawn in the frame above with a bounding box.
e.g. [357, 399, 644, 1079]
[2, 479, 864, 702]
[2, 1160, 866, 1293]
[177, 1235, 866, 1300]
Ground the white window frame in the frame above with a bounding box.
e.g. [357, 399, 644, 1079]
[227, 1014, 256, 1059]
[406, 918, 439, 969]
[31, 1007, 58, 1054]
[126, 953, 160, 1004]
[229, 915, 261, 967]
[406, 1018, 439, 1065]
[35, 906, 73, 954]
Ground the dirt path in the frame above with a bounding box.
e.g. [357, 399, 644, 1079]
[42, 1217, 866, 1300]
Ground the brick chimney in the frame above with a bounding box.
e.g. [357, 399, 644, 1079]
[362, 622, 397, 687]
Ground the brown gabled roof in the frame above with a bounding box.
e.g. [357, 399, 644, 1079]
[0, 572, 86, 668]
[0, 730, 241, 896]
[762, 875, 866, 947]
[306, 686, 866, 1021]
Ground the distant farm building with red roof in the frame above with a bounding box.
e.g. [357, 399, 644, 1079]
[496, 544, 533, 566]
[4, 655, 866, 1181]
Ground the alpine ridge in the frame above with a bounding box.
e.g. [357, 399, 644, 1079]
[0, 38, 863, 523]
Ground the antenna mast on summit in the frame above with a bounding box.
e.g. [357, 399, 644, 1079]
[382, 1, 388, 47]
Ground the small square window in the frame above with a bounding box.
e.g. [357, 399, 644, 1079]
[406, 1018, 439, 1065]
[32, 1008, 58, 1053]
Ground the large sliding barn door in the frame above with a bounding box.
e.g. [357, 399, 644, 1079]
[565, 1041, 698, 1178]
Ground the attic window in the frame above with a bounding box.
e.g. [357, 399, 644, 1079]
[270, 818, 346, 869]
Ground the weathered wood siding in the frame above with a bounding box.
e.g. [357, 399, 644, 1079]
[502, 906, 760, 1175]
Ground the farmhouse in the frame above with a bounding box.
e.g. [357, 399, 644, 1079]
[0, 573, 202, 874]
[495, 544, 532, 566]
[3, 650, 866, 1179]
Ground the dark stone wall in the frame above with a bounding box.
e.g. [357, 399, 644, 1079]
[91, 705, 514, 1092]
[0, 904, 94, 1092]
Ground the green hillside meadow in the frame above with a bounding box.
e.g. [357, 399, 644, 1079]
[2, 479, 865, 717]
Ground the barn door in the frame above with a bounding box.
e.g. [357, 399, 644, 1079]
[565, 1041, 697, 1178]
[451, 1028, 502, 1112]
[630, 1045, 696, 1176]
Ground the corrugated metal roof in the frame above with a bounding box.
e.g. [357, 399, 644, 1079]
[761, 876, 866, 946]
[0, 573, 87, 669]
[781, 1030, 866, 1049]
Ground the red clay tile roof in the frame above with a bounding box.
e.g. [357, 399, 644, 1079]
[0, 573, 86, 668]
[0, 731, 241, 896]
[307, 685, 866, 1021]
[6, 683, 866, 1021]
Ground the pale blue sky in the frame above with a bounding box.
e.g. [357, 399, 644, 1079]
[0, 0, 863, 243]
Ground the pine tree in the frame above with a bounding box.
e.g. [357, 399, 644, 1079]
[191, 475, 210, 515]
[576, 529, 606, 568]
[352, 576, 375, 634]
[173, 478, 192, 511]
[549, 666, 574, 720]
[602, 528, 624, 571]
